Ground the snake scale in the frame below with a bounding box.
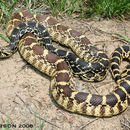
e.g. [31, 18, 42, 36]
[0, 10, 129, 117]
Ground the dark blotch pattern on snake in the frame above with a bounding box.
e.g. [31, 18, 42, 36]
[0, 11, 129, 117]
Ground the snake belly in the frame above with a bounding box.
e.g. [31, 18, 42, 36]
[0, 11, 129, 117]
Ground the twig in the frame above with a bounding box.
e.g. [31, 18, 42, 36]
[121, 117, 130, 130]
[125, 118, 130, 123]
[79, 22, 130, 44]
[15, 63, 30, 74]
[90, 83, 100, 95]
[121, 122, 130, 129]
[35, 115, 61, 129]
[111, 33, 130, 44]
[78, 118, 99, 130]
[76, 20, 94, 34]
[16, 93, 33, 114]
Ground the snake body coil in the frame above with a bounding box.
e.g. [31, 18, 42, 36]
[0, 11, 129, 117]
[6, 11, 110, 82]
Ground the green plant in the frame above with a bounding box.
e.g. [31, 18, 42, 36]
[34, 113, 47, 130]
[0, 114, 47, 130]
[25, 0, 43, 14]
[1, 116, 10, 130]
[0, 0, 20, 25]
[43, 0, 85, 15]
[86, 0, 130, 19]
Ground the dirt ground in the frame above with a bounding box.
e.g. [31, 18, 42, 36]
[0, 13, 130, 130]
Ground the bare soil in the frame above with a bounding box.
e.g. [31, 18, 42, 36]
[0, 14, 130, 130]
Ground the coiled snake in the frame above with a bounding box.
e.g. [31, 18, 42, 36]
[0, 11, 129, 117]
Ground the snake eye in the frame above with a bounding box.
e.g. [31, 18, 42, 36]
[99, 71, 106, 77]
[85, 72, 95, 78]
[81, 72, 95, 81]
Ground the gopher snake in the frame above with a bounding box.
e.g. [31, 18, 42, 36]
[0, 11, 129, 117]
[6, 11, 109, 81]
